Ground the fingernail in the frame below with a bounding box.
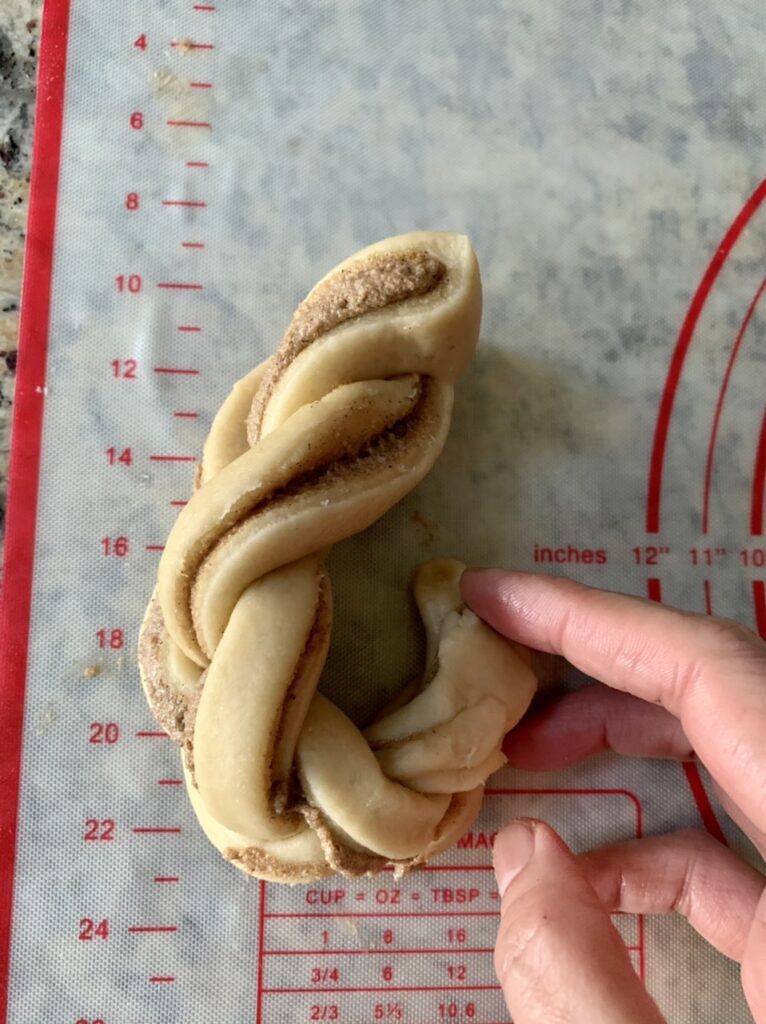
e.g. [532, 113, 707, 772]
[460, 567, 501, 602]
[460, 567, 495, 584]
[493, 819, 535, 896]
[459, 567, 485, 588]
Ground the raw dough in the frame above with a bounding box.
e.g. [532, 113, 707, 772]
[138, 232, 537, 882]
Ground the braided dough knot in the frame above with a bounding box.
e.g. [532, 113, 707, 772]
[139, 232, 537, 881]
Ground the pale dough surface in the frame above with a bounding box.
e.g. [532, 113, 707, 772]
[138, 232, 537, 881]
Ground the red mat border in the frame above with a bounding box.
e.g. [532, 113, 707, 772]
[0, 0, 72, 1017]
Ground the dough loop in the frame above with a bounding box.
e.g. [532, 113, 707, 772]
[138, 232, 537, 881]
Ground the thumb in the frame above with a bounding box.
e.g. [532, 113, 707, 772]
[493, 820, 665, 1024]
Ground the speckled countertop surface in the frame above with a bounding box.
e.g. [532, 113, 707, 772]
[0, 2, 39, 560]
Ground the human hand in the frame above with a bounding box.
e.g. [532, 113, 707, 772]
[460, 569, 766, 1024]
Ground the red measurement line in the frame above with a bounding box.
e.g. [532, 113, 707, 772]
[256, 879, 266, 1024]
[133, 827, 182, 834]
[194, 4, 217, 9]
[486, 787, 643, 838]
[171, 500, 189, 507]
[150, 455, 197, 462]
[153, 367, 200, 374]
[174, 411, 199, 418]
[182, 241, 205, 249]
[264, 911, 500, 919]
[162, 200, 207, 208]
[753, 580, 766, 639]
[167, 119, 212, 129]
[129, 925, 178, 933]
[177, 325, 201, 332]
[157, 281, 203, 290]
[0, 1, 71, 1018]
[158, 779, 182, 786]
[751, 409, 766, 536]
[149, 977, 176, 984]
[154, 877, 180, 883]
[702, 273, 766, 533]
[703, 579, 712, 616]
[264, 985, 502, 994]
[646, 178, 766, 534]
[190, 81, 213, 88]
[186, 160, 209, 167]
[646, 581, 727, 846]
[145, 544, 165, 552]
[263, 948, 496, 956]
[638, 913, 646, 981]
[681, 762, 728, 845]
[171, 40, 215, 49]
[136, 731, 168, 738]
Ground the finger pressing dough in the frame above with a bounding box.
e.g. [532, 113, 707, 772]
[138, 231, 537, 882]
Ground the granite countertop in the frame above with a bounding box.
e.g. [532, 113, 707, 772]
[0, 2, 39, 563]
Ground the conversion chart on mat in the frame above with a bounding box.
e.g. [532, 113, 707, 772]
[1, 1, 765, 1022]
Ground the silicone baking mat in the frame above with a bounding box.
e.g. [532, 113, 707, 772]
[1, 1, 765, 1020]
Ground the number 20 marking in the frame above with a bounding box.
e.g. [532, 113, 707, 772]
[89, 723, 120, 745]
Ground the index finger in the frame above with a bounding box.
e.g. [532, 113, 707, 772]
[461, 569, 766, 832]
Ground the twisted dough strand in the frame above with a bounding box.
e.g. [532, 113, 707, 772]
[138, 232, 537, 881]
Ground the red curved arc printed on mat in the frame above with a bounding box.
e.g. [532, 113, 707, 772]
[0, 1, 72, 1020]
[646, 178, 766, 534]
[751, 410, 766, 536]
[753, 581, 766, 640]
[645, 580, 728, 845]
[701, 274, 766, 534]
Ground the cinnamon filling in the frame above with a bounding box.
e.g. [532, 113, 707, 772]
[189, 378, 439, 645]
[248, 249, 446, 440]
